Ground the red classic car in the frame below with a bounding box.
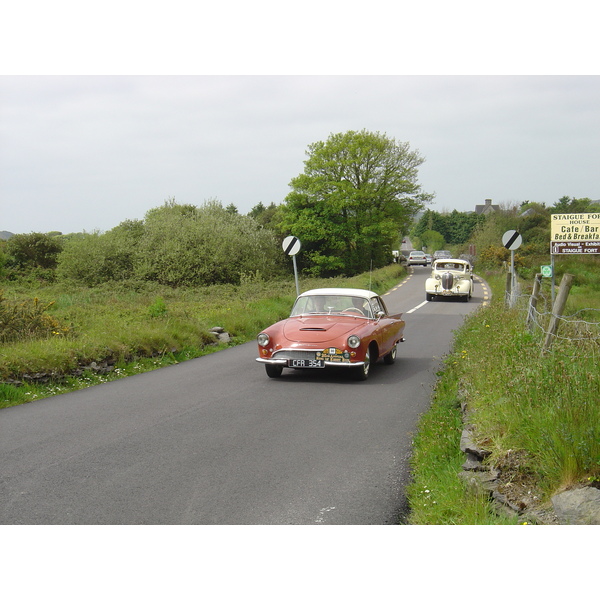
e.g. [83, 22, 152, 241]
[256, 288, 405, 380]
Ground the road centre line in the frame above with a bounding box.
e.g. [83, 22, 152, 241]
[407, 300, 428, 314]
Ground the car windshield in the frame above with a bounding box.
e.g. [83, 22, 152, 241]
[437, 262, 466, 272]
[291, 295, 374, 318]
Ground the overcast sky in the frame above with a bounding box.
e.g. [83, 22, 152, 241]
[2, 4, 599, 235]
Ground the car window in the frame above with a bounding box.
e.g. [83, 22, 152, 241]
[291, 295, 373, 317]
[369, 297, 384, 316]
[437, 262, 466, 271]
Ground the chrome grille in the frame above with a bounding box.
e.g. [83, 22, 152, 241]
[272, 350, 319, 361]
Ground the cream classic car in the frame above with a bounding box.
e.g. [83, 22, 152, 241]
[425, 258, 473, 301]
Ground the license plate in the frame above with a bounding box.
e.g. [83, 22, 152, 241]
[288, 359, 325, 368]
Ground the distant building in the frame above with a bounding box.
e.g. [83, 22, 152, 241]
[475, 198, 500, 215]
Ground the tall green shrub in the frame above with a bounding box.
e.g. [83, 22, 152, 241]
[57, 199, 285, 287]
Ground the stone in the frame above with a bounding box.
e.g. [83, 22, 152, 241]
[460, 428, 491, 459]
[458, 469, 499, 494]
[551, 487, 600, 525]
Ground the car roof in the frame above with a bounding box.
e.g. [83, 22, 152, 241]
[297, 288, 379, 300]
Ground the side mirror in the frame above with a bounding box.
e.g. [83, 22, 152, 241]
[376, 310, 385, 319]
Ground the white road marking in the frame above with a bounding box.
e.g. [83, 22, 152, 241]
[407, 301, 428, 314]
[315, 506, 336, 523]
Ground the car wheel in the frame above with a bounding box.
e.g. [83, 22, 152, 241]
[265, 364, 283, 378]
[383, 344, 397, 365]
[353, 348, 371, 381]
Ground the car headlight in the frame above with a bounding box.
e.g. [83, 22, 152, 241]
[257, 333, 270, 347]
[347, 335, 361, 349]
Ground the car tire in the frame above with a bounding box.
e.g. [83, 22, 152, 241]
[265, 364, 283, 378]
[383, 344, 397, 365]
[353, 348, 371, 381]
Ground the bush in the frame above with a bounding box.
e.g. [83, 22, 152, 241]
[5, 233, 63, 270]
[0, 290, 70, 342]
[57, 200, 286, 287]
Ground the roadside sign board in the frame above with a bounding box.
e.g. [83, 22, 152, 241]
[282, 236, 301, 256]
[550, 213, 600, 254]
[502, 230, 522, 250]
[541, 265, 552, 277]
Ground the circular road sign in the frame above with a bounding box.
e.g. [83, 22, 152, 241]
[502, 230, 522, 250]
[541, 265, 553, 278]
[282, 235, 301, 256]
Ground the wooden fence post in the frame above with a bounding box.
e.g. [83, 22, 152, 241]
[541, 273, 574, 354]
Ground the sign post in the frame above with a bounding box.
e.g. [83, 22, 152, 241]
[282, 236, 301, 296]
[502, 229, 522, 307]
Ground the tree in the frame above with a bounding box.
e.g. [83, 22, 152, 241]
[280, 130, 432, 276]
[5, 232, 63, 270]
[248, 202, 282, 231]
[550, 196, 599, 214]
[412, 209, 485, 247]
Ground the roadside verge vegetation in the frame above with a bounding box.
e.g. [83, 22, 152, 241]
[406, 268, 600, 524]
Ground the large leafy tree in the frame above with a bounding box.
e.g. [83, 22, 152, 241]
[280, 130, 432, 276]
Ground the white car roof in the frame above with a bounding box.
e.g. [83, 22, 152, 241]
[297, 288, 379, 300]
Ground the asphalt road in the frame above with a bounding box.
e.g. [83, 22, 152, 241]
[0, 267, 490, 524]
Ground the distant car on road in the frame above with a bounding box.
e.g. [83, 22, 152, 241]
[433, 250, 452, 261]
[425, 254, 432, 265]
[426, 258, 474, 302]
[256, 288, 406, 380]
[407, 251, 428, 266]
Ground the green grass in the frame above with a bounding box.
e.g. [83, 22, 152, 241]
[406, 269, 600, 524]
[0, 265, 406, 405]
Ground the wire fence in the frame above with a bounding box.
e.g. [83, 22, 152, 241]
[510, 286, 600, 352]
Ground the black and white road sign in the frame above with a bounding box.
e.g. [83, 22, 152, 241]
[502, 230, 522, 250]
[282, 236, 301, 256]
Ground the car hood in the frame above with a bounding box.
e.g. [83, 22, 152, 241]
[282, 316, 365, 343]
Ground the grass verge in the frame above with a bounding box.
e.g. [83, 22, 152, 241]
[406, 271, 600, 524]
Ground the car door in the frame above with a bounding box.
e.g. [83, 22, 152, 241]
[370, 297, 399, 356]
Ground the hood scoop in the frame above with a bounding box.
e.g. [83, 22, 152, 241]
[300, 327, 327, 331]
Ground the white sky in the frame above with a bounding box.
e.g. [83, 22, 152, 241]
[1, 2, 599, 235]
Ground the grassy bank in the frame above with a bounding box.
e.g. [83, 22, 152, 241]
[406, 270, 600, 524]
[0, 264, 406, 407]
